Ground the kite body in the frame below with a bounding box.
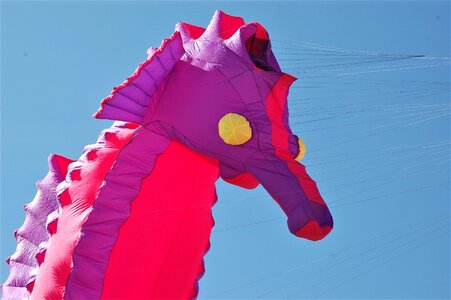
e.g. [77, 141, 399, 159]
[2, 11, 333, 299]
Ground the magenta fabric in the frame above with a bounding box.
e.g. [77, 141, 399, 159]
[95, 10, 333, 238]
[2, 10, 334, 300]
[64, 125, 170, 299]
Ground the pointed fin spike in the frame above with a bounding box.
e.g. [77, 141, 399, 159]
[69, 169, 82, 182]
[176, 21, 206, 40]
[86, 149, 98, 161]
[26, 280, 35, 293]
[58, 188, 71, 207]
[217, 10, 246, 39]
[36, 250, 46, 266]
[47, 219, 58, 235]
[49, 154, 74, 180]
[200, 10, 222, 39]
[201, 10, 246, 40]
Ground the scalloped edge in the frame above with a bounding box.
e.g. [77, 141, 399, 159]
[93, 31, 182, 121]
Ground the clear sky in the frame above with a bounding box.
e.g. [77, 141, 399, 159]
[1, 1, 449, 299]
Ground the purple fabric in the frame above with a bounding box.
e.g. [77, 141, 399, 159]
[1, 155, 68, 300]
[94, 33, 185, 124]
[63, 126, 170, 300]
[3, 10, 334, 300]
[95, 10, 333, 239]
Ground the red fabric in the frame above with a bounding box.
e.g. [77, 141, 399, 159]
[266, 74, 330, 240]
[219, 12, 245, 39]
[250, 22, 269, 40]
[267, 74, 325, 205]
[223, 172, 259, 189]
[100, 142, 219, 300]
[180, 22, 206, 39]
[295, 221, 333, 241]
[53, 154, 73, 179]
[93, 31, 181, 120]
[266, 74, 325, 205]
[266, 73, 297, 161]
[286, 161, 326, 205]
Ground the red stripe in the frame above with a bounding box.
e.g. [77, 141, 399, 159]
[266, 74, 325, 205]
[266, 73, 296, 160]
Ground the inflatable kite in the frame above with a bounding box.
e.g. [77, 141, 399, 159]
[2, 11, 333, 300]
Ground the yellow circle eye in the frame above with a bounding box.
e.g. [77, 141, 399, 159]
[218, 113, 252, 145]
[296, 137, 306, 161]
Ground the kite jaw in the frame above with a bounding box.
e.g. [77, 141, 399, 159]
[246, 153, 333, 241]
[283, 159, 334, 241]
[286, 197, 334, 241]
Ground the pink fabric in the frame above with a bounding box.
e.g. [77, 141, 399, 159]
[99, 142, 219, 299]
[3, 10, 334, 300]
[31, 124, 137, 299]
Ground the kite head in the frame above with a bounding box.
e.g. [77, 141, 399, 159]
[94, 10, 333, 241]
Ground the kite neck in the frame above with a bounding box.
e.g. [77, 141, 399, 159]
[97, 141, 220, 298]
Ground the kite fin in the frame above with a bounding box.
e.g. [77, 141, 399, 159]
[1, 154, 73, 299]
[93, 32, 185, 124]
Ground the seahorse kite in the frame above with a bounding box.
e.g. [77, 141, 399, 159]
[2, 11, 333, 300]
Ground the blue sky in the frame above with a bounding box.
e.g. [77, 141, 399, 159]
[1, 1, 449, 299]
